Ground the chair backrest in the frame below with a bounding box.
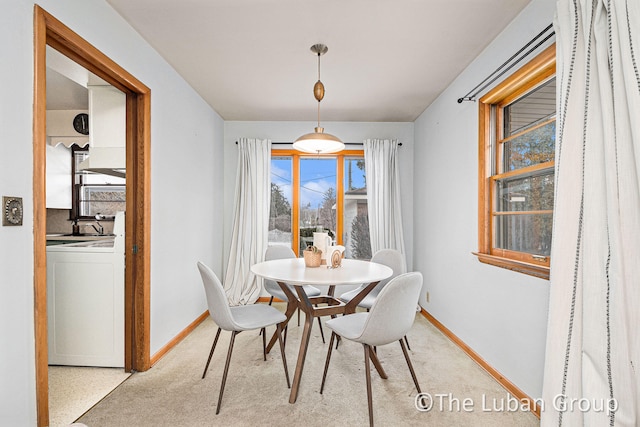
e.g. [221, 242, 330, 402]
[265, 245, 296, 261]
[357, 272, 423, 346]
[369, 249, 407, 295]
[263, 246, 296, 294]
[197, 262, 237, 331]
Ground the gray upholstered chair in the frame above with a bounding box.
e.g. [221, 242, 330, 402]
[197, 261, 290, 414]
[263, 245, 325, 342]
[338, 248, 411, 349]
[321, 272, 423, 427]
[338, 248, 406, 309]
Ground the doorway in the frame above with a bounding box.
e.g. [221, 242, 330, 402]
[33, 6, 151, 427]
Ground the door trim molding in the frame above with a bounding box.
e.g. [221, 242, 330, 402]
[33, 6, 151, 426]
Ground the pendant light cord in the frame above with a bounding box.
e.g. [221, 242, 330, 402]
[317, 51, 321, 128]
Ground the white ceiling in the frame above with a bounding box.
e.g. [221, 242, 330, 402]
[100, 0, 531, 122]
[46, 46, 113, 110]
[46, 67, 88, 110]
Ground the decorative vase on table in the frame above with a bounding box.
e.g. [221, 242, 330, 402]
[328, 245, 345, 268]
[313, 232, 331, 265]
[303, 246, 322, 268]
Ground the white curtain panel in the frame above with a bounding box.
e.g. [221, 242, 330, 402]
[363, 139, 406, 255]
[542, 1, 639, 425]
[223, 138, 271, 305]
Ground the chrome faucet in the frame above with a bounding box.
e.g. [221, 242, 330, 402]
[89, 222, 104, 235]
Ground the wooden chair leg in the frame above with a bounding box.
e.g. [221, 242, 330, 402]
[365, 313, 376, 350]
[216, 331, 237, 415]
[260, 297, 276, 336]
[368, 346, 388, 379]
[310, 303, 326, 343]
[320, 332, 337, 393]
[364, 344, 375, 427]
[404, 335, 411, 351]
[283, 324, 288, 348]
[276, 323, 290, 388]
[317, 316, 325, 343]
[262, 327, 266, 361]
[399, 339, 421, 393]
[202, 327, 222, 379]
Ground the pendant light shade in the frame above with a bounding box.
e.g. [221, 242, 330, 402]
[293, 127, 344, 154]
[293, 44, 344, 154]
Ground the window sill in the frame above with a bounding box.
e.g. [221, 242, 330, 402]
[472, 252, 550, 280]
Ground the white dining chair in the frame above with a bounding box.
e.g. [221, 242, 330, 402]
[263, 245, 325, 343]
[338, 248, 411, 349]
[338, 248, 406, 308]
[197, 261, 290, 414]
[320, 272, 423, 427]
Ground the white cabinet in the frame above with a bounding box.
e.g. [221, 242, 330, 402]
[78, 85, 126, 171]
[46, 144, 72, 209]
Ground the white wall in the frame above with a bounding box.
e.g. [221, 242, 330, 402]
[0, 1, 39, 424]
[0, 1, 224, 423]
[223, 121, 414, 295]
[413, 0, 556, 399]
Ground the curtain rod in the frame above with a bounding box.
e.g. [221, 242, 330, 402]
[457, 24, 555, 103]
[235, 141, 402, 146]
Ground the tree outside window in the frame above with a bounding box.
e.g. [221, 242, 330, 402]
[268, 151, 370, 259]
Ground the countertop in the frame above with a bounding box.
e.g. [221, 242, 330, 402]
[46, 233, 116, 241]
[46, 237, 115, 252]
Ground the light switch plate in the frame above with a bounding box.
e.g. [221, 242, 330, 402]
[3, 196, 23, 226]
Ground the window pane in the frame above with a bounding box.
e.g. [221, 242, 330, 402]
[495, 213, 552, 256]
[343, 157, 370, 260]
[74, 150, 89, 169]
[496, 169, 554, 212]
[299, 158, 336, 255]
[502, 120, 555, 171]
[73, 149, 126, 219]
[503, 77, 556, 136]
[79, 186, 125, 217]
[269, 157, 293, 248]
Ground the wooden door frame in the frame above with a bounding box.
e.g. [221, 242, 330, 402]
[33, 6, 151, 426]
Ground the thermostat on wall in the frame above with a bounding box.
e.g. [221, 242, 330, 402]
[3, 196, 23, 226]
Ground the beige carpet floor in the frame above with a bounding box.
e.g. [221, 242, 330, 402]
[78, 307, 539, 426]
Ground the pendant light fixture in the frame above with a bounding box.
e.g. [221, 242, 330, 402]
[293, 44, 344, 154]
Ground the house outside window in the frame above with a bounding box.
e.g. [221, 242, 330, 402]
[343, 157, 370, 260]
[269, 150, 371, 260]
[475, 44, 555, 279]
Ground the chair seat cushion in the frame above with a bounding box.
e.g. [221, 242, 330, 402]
[325, 312, 369, 342]
[229, 304, 286, 331]
[338, 287, 376, 309]
[265, 283, 322, 302]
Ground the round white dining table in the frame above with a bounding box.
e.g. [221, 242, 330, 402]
[251, 257, 392, 404]
[251, 258, 392, 287]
